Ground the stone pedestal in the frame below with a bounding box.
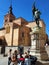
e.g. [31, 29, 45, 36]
[40, 47, 48, 60]
[30, 26, 49, 60]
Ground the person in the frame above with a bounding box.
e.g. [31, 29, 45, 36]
[45, 43, 48, 47]
[28, 48, 30, 55]
[19, 54, 25, 65]
[10, 53, 17, 65]
[8, 49, 12, 65]
[24, 55, 29, 65]
[17, 53, 21, 65]
[22, 52, 28, 58]
[29, 55, 37, 65]
[14, 50, 17, 59]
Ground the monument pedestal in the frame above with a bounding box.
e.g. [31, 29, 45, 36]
[30, 39, 41, 60]
[30, 26, 49, 60]
[40, 47, 48, 60]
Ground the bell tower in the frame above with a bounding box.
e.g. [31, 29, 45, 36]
[4, 3, 15, 27]
[3, 0, 16, 46]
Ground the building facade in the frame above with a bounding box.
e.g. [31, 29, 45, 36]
[0, 6, 48, 54]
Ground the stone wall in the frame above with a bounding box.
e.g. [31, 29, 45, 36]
[5, 25, 13, 46]
[5, 46, 18, 54]
[13, 28, 19, 46]
[19, 26, 31, 46]
[5, 46, 31, 55]
[0, 30, 5, 36]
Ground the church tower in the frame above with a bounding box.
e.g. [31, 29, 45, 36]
[4, 4, 16, 46]
[4, 5, 16, 27]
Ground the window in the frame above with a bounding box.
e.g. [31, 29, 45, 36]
[10, 19, 12, 22]
[22, 32, 24, 37]
[5, 19, 7, 22]
[6, 26, 10, 33]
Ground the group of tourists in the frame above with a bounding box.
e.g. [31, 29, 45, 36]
[8, 49, 37, 65]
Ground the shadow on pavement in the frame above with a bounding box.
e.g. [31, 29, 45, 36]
[35, 61, 49, 65]
[36, 61, 44, 65]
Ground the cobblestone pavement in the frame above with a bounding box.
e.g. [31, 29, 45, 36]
[0, 56, 8, 65]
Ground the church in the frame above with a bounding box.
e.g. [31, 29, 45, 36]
[0, 5, 48, 55]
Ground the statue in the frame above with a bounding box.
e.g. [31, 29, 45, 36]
[32, 2, 41, 27]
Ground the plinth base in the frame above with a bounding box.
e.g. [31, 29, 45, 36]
[40, 47, 49, 60]
[30, 46, 49, 60]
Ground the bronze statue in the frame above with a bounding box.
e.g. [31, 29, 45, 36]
[32, 2, 41, 27]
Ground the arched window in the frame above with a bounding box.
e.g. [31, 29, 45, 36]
[6, 26, 10, 33]
[5, 19, 7, 22]
[10, 19, 12, 22]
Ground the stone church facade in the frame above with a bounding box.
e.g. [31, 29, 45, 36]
[0, 6, 48, 54]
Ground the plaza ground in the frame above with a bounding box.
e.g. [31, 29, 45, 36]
[0, 56, 49, 65]
[0, 46, 49, 65]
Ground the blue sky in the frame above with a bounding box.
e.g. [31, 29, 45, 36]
[0, 0, 49, 36]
